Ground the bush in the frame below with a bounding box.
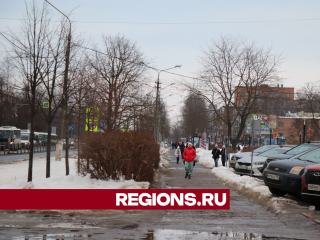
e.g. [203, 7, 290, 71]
[79, 131, 160, 183]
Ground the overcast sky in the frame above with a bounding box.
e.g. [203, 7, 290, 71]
[1, 0, 320, 124]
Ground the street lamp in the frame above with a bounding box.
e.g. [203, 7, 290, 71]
[140, 62, 181, 143]
[45, 0, 72, 173]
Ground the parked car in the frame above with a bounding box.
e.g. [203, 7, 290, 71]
[262, 143, 320, 171]
[263, 148, 320, 196]
[230, 145, 295, 168]
[301, 163, 320, 202]
[235, 146, 295, 177]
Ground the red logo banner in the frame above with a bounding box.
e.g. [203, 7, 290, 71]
[0, 189, 230, 210]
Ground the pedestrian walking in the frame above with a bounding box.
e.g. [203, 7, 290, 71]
[183, 143, 196, 179]
[220, 145, 228, 167]
[180, 141, 185, 163]
[212, 144, 220, 167]
[175, 145, 181, 164]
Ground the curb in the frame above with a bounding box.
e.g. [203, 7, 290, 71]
[301, 212, 320, 224]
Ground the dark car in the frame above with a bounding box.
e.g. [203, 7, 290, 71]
[301, 163, 320, 201]
[263, 148, 320, 196]
[262, 143, 320, 171]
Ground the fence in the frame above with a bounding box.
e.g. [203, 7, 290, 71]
[0, 143, 56, 155]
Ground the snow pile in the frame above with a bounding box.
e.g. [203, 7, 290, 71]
[0, 157, 149, 189]
[210, 164, 297, 213]
[196, 148, 221, 168]
[211, 167, 272, 198]
[159, 146, 171, 168]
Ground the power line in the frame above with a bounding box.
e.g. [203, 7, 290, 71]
[1, 17, 320, 24]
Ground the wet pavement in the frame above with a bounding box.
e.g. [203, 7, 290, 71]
[0, 148, 319, 239]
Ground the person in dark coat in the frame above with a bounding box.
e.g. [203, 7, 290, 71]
[180, 142, 186, 162]
[212, 144, 220, 167]
[220, 145, 228, 167]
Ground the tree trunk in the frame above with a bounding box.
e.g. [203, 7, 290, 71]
[46, 119, 52, 178]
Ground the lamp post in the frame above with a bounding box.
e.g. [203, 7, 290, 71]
[139, 62, 181, 142]
[45, 0, 72, 174]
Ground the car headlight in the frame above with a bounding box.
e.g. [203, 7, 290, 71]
[289, 166, 304, 175]
[254, 161, 265, 165]
[302, 169, 308, 176]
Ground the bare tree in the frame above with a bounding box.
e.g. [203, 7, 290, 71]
[181, 91, 210, 137]
[297, 81, 320, 130]
[2, 1, 54, 181]
[194, 35, 282, 152]
[87, 35, 148, 131]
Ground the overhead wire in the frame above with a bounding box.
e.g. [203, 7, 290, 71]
[1, 17, 320, 24]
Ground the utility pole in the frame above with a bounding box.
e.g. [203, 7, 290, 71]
[138, 62, 181, 143]
[154, 72, 160, 142]
[303, 119, 306, 143]
[45, 1, 71, 169]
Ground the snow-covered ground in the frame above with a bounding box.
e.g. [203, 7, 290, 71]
[0, 156, 149, 189]
[196, 148, 272, 199]
[0, 145, 171, 189]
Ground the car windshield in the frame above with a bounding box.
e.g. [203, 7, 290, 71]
[253, 146, 274, 153]
[0, 130, 13, 138]
[285, 144, 318, 155]
[259, 148, 289, 157]
[69, 138, 74, 142]
[298, 148, 320, 163]
[21, 134, 29, 140]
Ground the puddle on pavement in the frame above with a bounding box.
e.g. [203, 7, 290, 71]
[140, 229, 306, 240]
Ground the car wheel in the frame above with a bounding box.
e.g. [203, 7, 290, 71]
[268, 187, 287, 196]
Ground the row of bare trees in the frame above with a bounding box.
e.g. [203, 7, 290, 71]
[0, 1, 168, 181]
[177, 35, 320, 151]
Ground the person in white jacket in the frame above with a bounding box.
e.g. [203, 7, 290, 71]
[175, 145, 181, 164]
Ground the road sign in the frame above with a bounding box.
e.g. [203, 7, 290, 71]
[246, 119, 261, 135]
[257, 138, 260, 141]
[308, 130, 314, 136]
[88, 121, 97, 131]
[273, 133, 277, 138]
[43, 102, 49, 108]
[122, 124, 129, 132]
[98, 122, 105, 129]
[70, 125, 74, 131]
[295, 136, 299, 140]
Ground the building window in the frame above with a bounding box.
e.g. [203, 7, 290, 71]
[278, 122, 284, 127]
[234, 130, 238, 134]
[240, 92, 243, 96]
[287, 93, 290, 97]
[235, 123, 239, 127]
[282, 93, 285, 97]
[245, 92, 248, 95]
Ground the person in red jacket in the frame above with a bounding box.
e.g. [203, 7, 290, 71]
[183, 143, 196, 179]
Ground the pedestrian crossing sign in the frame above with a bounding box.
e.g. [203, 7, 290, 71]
[43, 102, 49, 108]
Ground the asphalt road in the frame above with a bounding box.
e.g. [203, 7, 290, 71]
[0, 148, 319, 239]
[0, 150, 78, 163]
